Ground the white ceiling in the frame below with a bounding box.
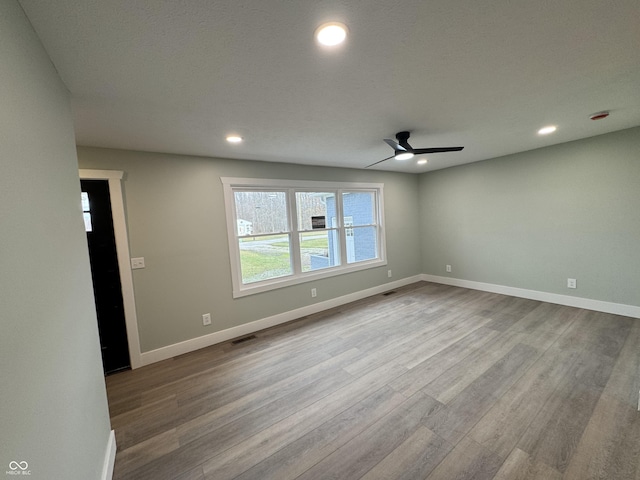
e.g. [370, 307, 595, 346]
[19, 0, 640, 172]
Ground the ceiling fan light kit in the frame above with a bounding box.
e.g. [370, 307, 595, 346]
[394, 152, 414, 161]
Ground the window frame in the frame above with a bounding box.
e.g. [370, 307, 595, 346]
[221, 177, 387, 298]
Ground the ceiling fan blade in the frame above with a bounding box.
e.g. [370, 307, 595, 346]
[411, 147, 464, 154]
[365, 155, 395, 168]
[383, 138, 406, 152]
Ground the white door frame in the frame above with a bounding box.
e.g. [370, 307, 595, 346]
[80, 169, 142, 369]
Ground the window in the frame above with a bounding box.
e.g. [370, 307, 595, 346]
[222, 178, 386, 297]
[234, 190, 292, 284]
[81, 191, 93, 232]
[295, 191, 340, 273]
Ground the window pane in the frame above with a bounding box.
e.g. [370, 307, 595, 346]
[343, 191, 376, 226]
[346, 226, 377, 264]
[300, 230, 340, 272]
[81, 192, 90, 212]
[81, 192, 92, 232]
[83, 212, 93, 232]
[234, 191, 288, 235]
[296, 192, 335, 231]
[239, 234, 292, 283]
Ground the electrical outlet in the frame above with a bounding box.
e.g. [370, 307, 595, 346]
[131, 257, 145, 269]
[311, 288, 317, 298]
[387, 270, 392, 278]
[446, 264, 452, 273]
[202, 313, 211, 326]
[567, 278, 577, 289]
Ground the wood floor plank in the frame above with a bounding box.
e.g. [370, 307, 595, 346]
[176, 348, 361, 446]
[509, 302, 581, 335]
[425, 436, 504, 480]
[482, 297, 541, 332]
[491, 448, 562, 480]
[116, 344, 334, 449]
[425, 289, 496, 318]
[516, 349, 616, 473]
[516, 303, 580, 351]
[107, 393, 142, 418]
[423, 343, 540, 444]
[112, 395, 178, 450]
[125, 366, 355, 480]
[359, 426, 453, 480]
[341, 310, 453, 376]
[115, 343, 358, 450]
[396, 313, 492, 370]
[201, 362, 408, 480]
[562, 393, 640, 480]
[104, 281, 640, 480]
[140, 340, 334, 406]
[453, 290, 505, 317]
[172, 465, 205, 480]
[345, 308, 493, 376]
[293, 391, 442, 480]
[436, 286, 492, 310]
[554, 309, 633, 359]
[521, 327, 564, 351]
[231, 386, 408, 480]
[389, 326, 501, 398]
[468, 345, 581, 458]
[599, 322, 640, 406]
[422, 329, 529, 403]
[112, 428, 180, 479]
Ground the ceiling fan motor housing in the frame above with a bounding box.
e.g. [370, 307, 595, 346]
[396, 131, 411, 147]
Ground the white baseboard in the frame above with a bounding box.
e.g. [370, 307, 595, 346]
[101, 430, 116, 480]
[421, 274, 640, 319]
[140, 275, 422, 366]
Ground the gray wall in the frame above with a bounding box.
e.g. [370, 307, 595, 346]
[419, 127, 640, 307]
[76, 148, 422, 352]
[0, 2, 112, 479]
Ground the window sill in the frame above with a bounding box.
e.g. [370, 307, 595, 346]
[232, 257, 387, 298]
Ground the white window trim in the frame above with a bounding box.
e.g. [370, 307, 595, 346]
[221, 177, 387, 298]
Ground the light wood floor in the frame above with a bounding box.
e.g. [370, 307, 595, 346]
[106, 282, 640, 480]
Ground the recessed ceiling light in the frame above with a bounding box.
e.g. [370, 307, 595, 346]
[417, 159, 428, 165]
[394, 152, 414, 161]
[226, 135, 243, 143]
[537, 125, 557, 135]
[315, 22, 348, 46]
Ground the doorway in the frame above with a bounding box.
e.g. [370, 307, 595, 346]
[81, 179, 131, 374]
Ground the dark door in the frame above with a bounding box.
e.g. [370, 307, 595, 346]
[81, 179, 131, 375]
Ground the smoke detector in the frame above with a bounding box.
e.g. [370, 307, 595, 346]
[589, 111, 610, 121]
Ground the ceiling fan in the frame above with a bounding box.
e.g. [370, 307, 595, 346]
[366, 131, 464, 168]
